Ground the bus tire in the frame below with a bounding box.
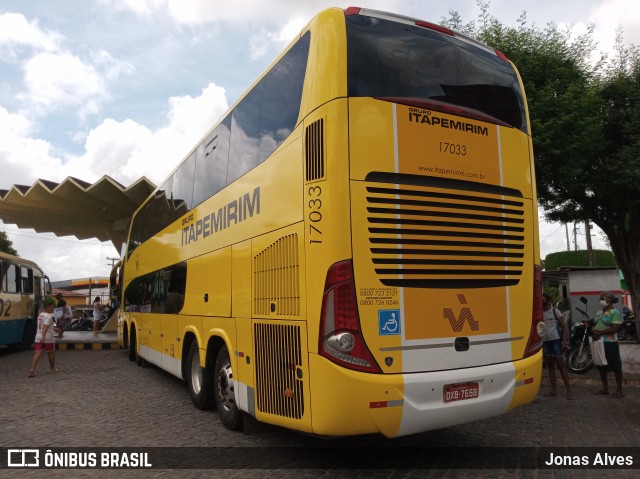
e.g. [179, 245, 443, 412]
[214, 345, 243, 430]
[18, 317, 36, 351]
[187, 341, 215, 410]
[122, 325, 129, 351]
[128, 328, 137, 362]
[129, 330, 146, 366]
[136, 347, 147, 367]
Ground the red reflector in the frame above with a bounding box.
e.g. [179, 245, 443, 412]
[415, 21, 453, 36]
[495, 49, 510, 63]
[344, 7, 361, 16]
[370, 401, 387, 409]
[524, 378, 534, 385]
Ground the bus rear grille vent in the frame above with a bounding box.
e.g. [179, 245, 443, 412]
[364, 172, 527, 289]
[254, 234, 300, 316]
[305, 119, 325, 181]
[254, 322, 304, 419]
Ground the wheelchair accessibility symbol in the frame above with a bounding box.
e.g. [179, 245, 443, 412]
[378, 309, 401, 336]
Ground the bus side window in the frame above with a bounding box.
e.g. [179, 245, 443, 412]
[0, 261, 5, 292]
[21, 266, 34, 294]
[227, 32, 309, 185]
[193, 117, 231, 208]
[6, 263, 18, 293]
[172, 151, 196, 212]
[128, 177, 175, 258]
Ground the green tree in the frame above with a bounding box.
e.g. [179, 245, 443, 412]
[544, 250, 616, 271]
[597, 35, 640, 318]
[0, 231, 18, 256]
[442, 1, 640, 329]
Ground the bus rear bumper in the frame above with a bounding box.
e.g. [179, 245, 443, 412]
[308, 351, 541, 437]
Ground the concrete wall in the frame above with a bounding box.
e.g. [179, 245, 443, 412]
[566, 269, 623, 326]
[569, 269, 620, 293]
[621, 343, 640, 377]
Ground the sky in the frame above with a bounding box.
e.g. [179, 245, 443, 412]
[1, 0, 637, 282]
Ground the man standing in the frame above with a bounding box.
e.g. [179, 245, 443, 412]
[54, 293, 67, 338]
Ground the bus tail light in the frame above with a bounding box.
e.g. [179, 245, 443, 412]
[415, 20, 454, 36]
[319, 260, 381, 373]
[495, 49, 510, 64]
[344, 7, 361, 16]
[524, 265, 546, 357]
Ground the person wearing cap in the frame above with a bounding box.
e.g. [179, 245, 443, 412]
[54, 293, 67, 338]
[28, 295, 59, 377]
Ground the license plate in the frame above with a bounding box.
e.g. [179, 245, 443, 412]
[443, 382, 479, 403]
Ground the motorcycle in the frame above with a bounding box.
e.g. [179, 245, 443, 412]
[617, 307, 637, 341]
[64, 312, 94, 331]
[64, 311, 109, 332]
[566, 296, 594, 374]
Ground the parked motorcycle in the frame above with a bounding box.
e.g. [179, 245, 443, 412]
[64, 311, 109, 332]
[617, 306, 637, 341]
[566, 296, 594, 374]
[64, 312, 93, 332]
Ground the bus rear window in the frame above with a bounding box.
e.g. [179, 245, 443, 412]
[346, 15, 527, 132]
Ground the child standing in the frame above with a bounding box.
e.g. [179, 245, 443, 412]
[28, 295, 58, 377]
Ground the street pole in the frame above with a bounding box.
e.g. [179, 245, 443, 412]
[107, 256, 118, 269]
[106, 256, 119, 299]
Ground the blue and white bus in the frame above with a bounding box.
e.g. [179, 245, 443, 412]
[0, 251, 49, 350]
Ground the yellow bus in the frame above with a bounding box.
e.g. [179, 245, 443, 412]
[0, 251, 49, 350]
[119, 6, 545, 437]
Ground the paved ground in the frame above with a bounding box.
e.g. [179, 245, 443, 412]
[1, 346, 639, 478]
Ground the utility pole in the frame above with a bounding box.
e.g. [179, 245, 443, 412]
[565, 223, 571, 252]
[585, 219, 595, 266]
[106, 257, 119, 299]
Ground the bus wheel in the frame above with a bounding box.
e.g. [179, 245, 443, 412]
[135, 349, 145, 367]
[122, 325, 129, 351]
[128, 329, 137, 362]
[187, 341, 214, 410]
[19, 318, 36, 351]
[214, 345, 243, 430]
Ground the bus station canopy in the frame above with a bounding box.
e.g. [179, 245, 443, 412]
[52, 277, 110, 291]
[0, 175, 156, 249]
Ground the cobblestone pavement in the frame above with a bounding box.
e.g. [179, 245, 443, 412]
[1, 348, 639, 478]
